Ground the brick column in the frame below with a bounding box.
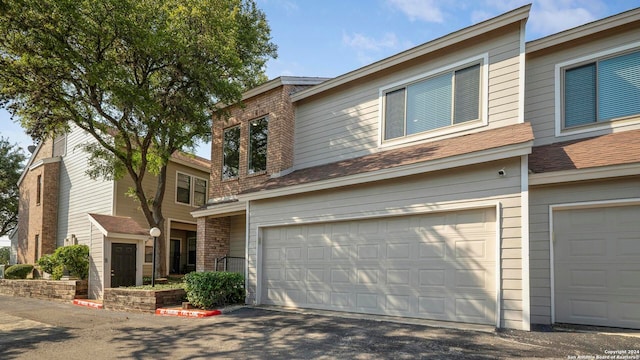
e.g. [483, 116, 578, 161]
[196, 216, 231, 272]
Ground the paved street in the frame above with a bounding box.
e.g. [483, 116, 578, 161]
[1, 295, 639, 359]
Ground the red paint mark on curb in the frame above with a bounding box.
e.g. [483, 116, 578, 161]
[155, 308, 221, 318]
[73, 299, 104, 309]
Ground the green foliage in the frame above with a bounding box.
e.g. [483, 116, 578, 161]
[0, 246, 10, 265]
[56, 245, 89, 280]
[184, 272, 245, 309]
[36, 245, 89, 280]
[5, 264, 34, 279]
[0, 0, 276, 276]
[0, 138, 26, 238]
[36, 254, 63, 280]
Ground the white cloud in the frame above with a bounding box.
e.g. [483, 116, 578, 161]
[528, 0, 600, 36]
[342, 32, 401, 51]
[387, 0, 445, 23]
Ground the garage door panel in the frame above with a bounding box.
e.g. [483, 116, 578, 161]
[554, 205, 640, 329]
[262, 208, 497, 325]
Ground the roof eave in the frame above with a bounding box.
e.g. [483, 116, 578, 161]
[526, 7, 640, 54]
[291, 4, 531, 102]
[239, 140, 533, 202]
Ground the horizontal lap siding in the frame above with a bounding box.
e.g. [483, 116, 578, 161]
[294, 26, 523, 170]
[525, 29, 640, 147]
[528, 177, 640, 325]
[248, 158, 525, 328]
[57, 125, 114, 247]
[115, 161, 208, 228]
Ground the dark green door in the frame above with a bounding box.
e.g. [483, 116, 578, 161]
[111, 243, 136, 287]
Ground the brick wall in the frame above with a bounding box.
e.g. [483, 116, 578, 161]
[210, 84, 300, 199]
[103, 288, 186, 313]
[0, 279, 88, 301]
[16, 137, 59, 264]
[196, 217, 230, 271]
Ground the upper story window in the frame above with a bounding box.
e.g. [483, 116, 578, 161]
[248, 117, 268, 174]
[36, 174, 42, 205]
[223, 125, 240, 180]
[176, 172, 208, 207]
[52, 132, 66, 157]
[380, 55, 487, 145]
[556, 43, 640, 136]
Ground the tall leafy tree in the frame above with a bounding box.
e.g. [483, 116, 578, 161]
[0, 137, 26, 238]
[0, 0, 276, 275]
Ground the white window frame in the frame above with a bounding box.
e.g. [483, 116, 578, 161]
[554, 41, 640, 138]
[378, 53, 489, 147]
[175, 171, 208, 207]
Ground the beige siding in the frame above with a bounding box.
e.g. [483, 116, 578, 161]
[88, 223, 104, 300]
[115, 161, 209, 229]
[56, 124, 114, 247]
[229, 214, 246, 258]
[248, 158, 525, 329]
[294, 25, 523, 170]
[525, 28, 640, 146]
[528, 177, 640, 325]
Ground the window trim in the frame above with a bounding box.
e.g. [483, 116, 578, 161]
[175, 171, 208, 207]
[378, 53, 489, 147]
[247, 116, 269, 175]
[222, 125, 241, 180]
[144, 240, 153, 264]
[555, 41, 640, 137]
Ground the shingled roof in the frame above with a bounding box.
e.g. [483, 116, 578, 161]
[241, 122, 534, 194]
[88, 214, 149, 237]
[529, 129, 640, 173]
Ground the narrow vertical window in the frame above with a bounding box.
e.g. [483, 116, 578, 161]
[176, 173, 191, 204]
[36, 175, 42, 205]
[248, 117, 268, 174]
[35, 234, 40, 260]
[223, 126, 240, 179]
[193, 178, 207, 207]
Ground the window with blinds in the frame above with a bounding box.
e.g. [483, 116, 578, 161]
[564, 50, 640, 128]
[383, 63, 481, 141]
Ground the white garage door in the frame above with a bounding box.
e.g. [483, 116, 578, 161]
[554, 205, 640, 329]
[261, 208, 496, 325]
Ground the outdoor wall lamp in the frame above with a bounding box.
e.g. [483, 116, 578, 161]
[149, 227, 161, 287]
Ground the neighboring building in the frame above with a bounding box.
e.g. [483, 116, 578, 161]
[15, 124, 210, 299]
[193, 5, 640, 331]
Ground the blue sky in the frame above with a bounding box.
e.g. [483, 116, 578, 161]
[1, 0, 639, 246]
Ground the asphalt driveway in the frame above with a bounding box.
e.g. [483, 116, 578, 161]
[0, 295, 638, 359]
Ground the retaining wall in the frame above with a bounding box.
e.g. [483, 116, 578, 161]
[0, 279, 88, 301]
[103, 288, 186, 313]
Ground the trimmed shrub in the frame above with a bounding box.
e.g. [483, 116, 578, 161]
[56, 245, 89, 280]
[37, 254, 64, 280]
[36, 244, 89, 280]
[5, 264, 34, 279]
[184, 271, 245, 309]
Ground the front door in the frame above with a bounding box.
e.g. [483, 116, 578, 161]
[111, 243, 136, 287]
[170, 239, 181, 274]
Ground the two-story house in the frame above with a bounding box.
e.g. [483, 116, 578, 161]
[194, 5, 640, 331]
[15, 123, 210, 299]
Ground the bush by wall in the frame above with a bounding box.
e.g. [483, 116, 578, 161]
[184, 271, 245, 309]
[36, 245, 89, 280]
[5, 264, 34, 279]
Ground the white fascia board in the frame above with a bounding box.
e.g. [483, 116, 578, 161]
[529, 163, 640, 186]
[87, 214, 109, 237]
[28, 156, 62, 171]
[190, 200, 247, 218]
[170, 157, 210, 173]
[241, 141, 533, 201]
[107, 233, 149, 241]
[291, 5, 531, 102]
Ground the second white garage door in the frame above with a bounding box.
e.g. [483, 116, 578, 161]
[554, 205, 640, 329]
[261, 208, 496, 325]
